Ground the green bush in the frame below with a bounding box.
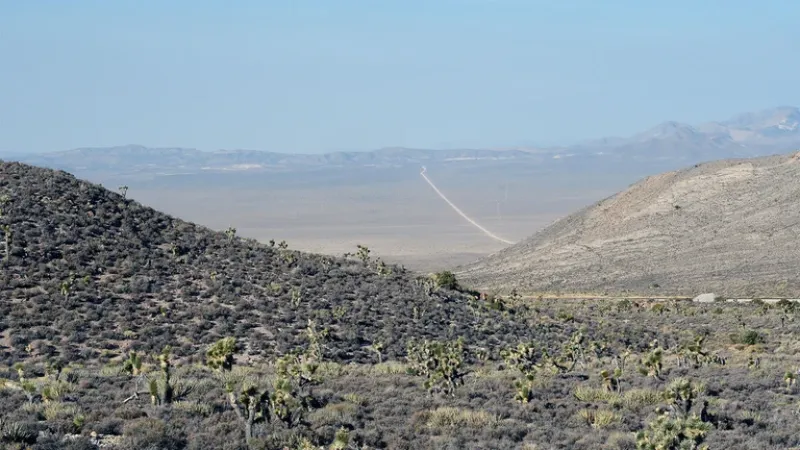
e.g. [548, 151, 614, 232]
[432, 271, 459, 290]
[730, 330, 764, 346]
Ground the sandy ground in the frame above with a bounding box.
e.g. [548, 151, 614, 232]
[121, 164, 629, 273]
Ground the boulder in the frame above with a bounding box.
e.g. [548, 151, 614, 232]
[692, 293, 717, 303]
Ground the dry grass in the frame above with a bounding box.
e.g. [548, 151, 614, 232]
[577, 408, 621, 429]
[422, 407, 500, 429]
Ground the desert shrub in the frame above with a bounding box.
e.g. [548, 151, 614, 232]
[730, 329, 765, 346]
[431, 271, 459, 290]
[422, 407, 499, 429]
[120, 418, 187, 450]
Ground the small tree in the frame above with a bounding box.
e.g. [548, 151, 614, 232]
[431, 271, 459, 290]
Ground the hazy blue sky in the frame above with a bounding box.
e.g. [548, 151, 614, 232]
[1, 1, 799, 154]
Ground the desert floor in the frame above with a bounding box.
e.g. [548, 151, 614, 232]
[121, 163, 634, 272]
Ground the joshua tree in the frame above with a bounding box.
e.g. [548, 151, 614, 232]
[59, 275, 75, 300]
[356, 244, 371, 266]
[639, 341, 665, 379]
[304, 319, 328, 362]
[368, 340, 384, 363]
[501, 342, 543, 403]
[785, 369, 798, 390]
[330, 427, 350, 450]
[663, 378, 704, 418]
[637, 378, 710, 449]
[225, 226, 237, 241]
[118, 185, 129, 199]
[375, 258, 391, 276]
[406, 337, 467, 396]
[600, 368, 623, 393]
[546, 330, 585, 373]
[636, 413, 711, 450]
[226, 379, 270, 442]
[290, 287, 303, 308]
[0, 193, 10, 217]
[678, 335, 711, 368]
[147, 346, 181, 406]
[122, 351, 143, 376]
[1, 224, 11, 263]
[206, 337, 237, 372]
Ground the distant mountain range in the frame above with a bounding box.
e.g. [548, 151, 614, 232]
[7, 106, 800, 176]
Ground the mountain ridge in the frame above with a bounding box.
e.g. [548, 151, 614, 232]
[7, 106, 800, 176]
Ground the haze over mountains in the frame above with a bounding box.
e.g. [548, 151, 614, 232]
[11, 106, 800, 177]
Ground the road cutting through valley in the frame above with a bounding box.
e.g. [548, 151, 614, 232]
[420, 166, 515, 245]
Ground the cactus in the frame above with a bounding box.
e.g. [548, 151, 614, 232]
[122, 351, 143, 376]
[600, 368, 622, 393]
[501, 343, 541, 379]
[638, 342, 664, 379]
[290, 287, 303, 308]
[0, 224, 11, 263]
[206, 337, 237, 372]
[159, 346, 174, 404]
[268, 377, 303, 429]
[276, 352, 321, 388]
[368, 341, 384, 363]
[375, 258, 391, 276]
[636, 412, 710, 450]
[147, 346, 179, 406]
[589, 340, 610, 361]
[545, 330, 585, 373]
[356, 244, 371, 266]
[663, 378, 704, 418]
[501, 343, 546, 403]
[406, 338, 466, 396]
[225, 226, 237, 241]
[785, 369, 798, 390]
[226, 379, 270, 442]
[304, 319, 328, 362]
[678, 335, 712, 368]
[330, 426, 350, 450]
[60, 275, 75, 300]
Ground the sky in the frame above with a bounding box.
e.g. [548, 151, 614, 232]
[1, 0, 799, 154]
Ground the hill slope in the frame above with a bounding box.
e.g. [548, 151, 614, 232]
[0, 161, 541, 366]
[456, 151, 800, 297]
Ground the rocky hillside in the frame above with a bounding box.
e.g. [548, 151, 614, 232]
[0, 161, 542, 367]
[457, 150, 800, 297]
